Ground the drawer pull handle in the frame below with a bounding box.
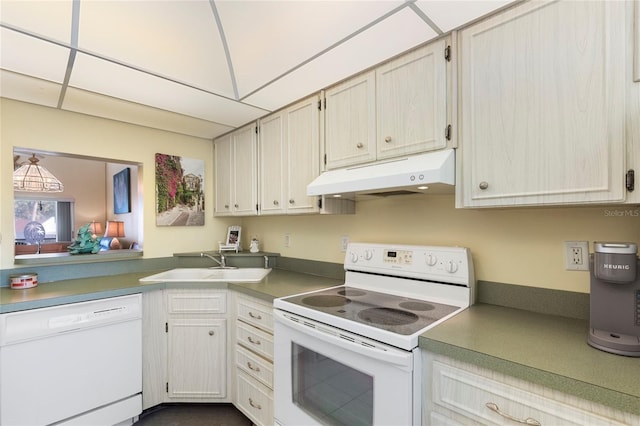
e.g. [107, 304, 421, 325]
[247, 361, 260, 372]
[249, 398, 262, 410]
[248, 312, 262, 320]
[247, 336, 261, 345]
[485, 402, 541, 426]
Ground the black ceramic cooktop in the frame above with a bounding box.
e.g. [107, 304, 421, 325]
[281, 285, 459, 335]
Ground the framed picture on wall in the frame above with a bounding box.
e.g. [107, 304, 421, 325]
[113, 168, 131, 214]
[155, 153, 205, 226]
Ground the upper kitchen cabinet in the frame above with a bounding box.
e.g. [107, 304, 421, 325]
[376, 39, 449, 160]
[324, 39, 451, 170]
[324, 71, 376, 169]
[456, 0, 630, 208]
[214, 123, 258, 216]
[259, 95, 321, 215]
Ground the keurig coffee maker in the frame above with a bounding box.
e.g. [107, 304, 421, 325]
[588, 242, 640, 357]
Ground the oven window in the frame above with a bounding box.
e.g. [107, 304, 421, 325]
[292, 343, 373, 426]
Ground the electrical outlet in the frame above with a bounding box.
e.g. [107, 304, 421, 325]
[340, 235, 349, 252]
[564, 241, 589, 271]
[284, 233, 291, 248]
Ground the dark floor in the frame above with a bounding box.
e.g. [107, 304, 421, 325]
[134, 403, 253, 426]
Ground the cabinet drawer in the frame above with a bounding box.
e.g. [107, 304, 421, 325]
[432, 361, 630, 426]
[168, 291, 226, 315]
[236, 369, 273, 426]
[237, 297, 273, 332]
[237, 322, 273, 361]
[236, 345, 273, 389]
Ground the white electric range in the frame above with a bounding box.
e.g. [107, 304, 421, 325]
[273, 242, 475, 426]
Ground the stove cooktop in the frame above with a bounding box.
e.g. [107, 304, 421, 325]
[280, 285, 459, 336]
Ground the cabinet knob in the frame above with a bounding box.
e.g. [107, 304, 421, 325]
[479, 181, 489, 190]
[234, 203, 239, 208]
[356, 143, 364, 149]
[289, 199, 295, 204]
[384, 136, 392, 143]
[273, 200, 279, 206]
[224, 204, 229, 209]
[208, 330, 215, 336]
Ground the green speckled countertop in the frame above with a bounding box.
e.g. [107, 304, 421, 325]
[0, 268, 341, 313]
[419, 304, 640, 416]
[2, 270, 637, 416]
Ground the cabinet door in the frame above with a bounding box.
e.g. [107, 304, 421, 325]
[634, 0, 639, 83]
[458, 0, 626, 207]
[214, 135, 232, 216]
[142, 290, 166, 409]
[325, 71, 376, 169]
[376, 40, 448, 160]
[168, 318, 227, 399]
[259, 111, 286, 215]
[286, 95, 321, 214]
[232, 123, 258, 216]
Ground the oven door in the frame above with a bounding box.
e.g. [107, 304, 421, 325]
[274, 309, 419, 426]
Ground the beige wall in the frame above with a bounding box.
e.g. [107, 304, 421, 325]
[1, 98, 235, 267]
[2, 98, 639, 294]
[243, 195, 640, 294]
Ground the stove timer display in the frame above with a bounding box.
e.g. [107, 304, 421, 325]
[383, 249, 413, 265]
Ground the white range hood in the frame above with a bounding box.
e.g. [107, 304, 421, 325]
[307, 149, 455, 197]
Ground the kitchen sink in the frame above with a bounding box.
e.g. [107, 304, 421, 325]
[139, 268, 271, 283]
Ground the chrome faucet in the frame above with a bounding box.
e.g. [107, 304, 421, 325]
[201, 252, 225, 268]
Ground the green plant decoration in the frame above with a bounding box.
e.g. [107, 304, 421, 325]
[67, 223, 101, 254]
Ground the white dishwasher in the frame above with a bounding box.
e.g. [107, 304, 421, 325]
[0, 294, 142, 426]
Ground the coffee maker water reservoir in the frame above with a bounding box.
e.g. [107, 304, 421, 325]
[588, 242, 640, 357]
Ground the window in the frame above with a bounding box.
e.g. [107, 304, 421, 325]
[14, 198, 74, 243]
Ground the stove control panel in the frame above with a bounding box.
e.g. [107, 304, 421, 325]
[383, 249, 413, 265]
[345, 242, 473, 286]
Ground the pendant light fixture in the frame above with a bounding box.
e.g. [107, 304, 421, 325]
[13, 154, 64, 192]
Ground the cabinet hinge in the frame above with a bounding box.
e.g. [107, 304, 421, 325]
[444, 45, 451, 62]
[318, 100, 322, 111]
[166, 382, 169, 393]
[256, 203, 259, 212]
[324, 154, 327, 165]
[318, 197, 322, 209]
[165, 322, 168, 333]
[626, 169, 635, 192]
[255, 126, 258, 135]
[445, 124, 452, 141]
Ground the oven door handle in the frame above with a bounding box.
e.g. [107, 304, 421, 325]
[274, 310, 413, 368]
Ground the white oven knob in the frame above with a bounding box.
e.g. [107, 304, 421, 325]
[446, 260, 458, 273]
[350, 252, 359, 263]
[363, 250, 373, 261]
[425, 254, 437, 266]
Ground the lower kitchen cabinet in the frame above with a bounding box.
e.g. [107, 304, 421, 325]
[422, 352, 640, 426]
[142, 289, 230, 408]
[167, 289, 228, 401]
[232, 292, 275, 426]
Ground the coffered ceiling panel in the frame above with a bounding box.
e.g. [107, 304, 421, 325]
[244, 7, 437, 110]
[63, 87, 233, 139]
[0, 0, 72, 42]
[77, 1, 234, 97]
[0, 70, 62, 108]
[0, 28, 70, 83]
[415, 0, 515, 33]
[217, 0, 404, 99]
[70, 52, 266, 126]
